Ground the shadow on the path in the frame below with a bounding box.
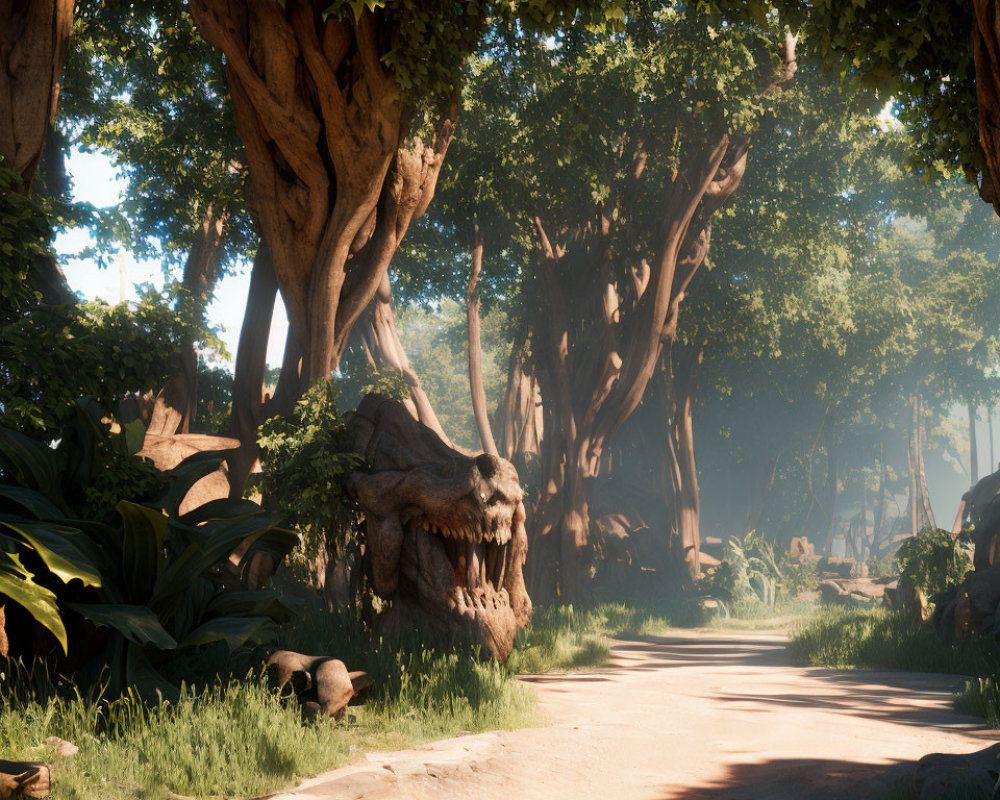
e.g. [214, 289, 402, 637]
[523, 633, 984, 734]
[658, 756, 912, 800]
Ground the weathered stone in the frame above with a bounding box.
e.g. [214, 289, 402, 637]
[788, 537, 817, 562]
[347, 394, 531, 662]
[819, 579, 849, 605]
[265, 650, 371, 720]
[952, 564, 1000, 639]
[42, 737, 77, 757]
[913, 743, 1000, 800]
[0, 760, 50, 798]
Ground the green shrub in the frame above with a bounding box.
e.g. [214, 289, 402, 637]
[895, 527, 973, 599]
[0, 403, 299, 697]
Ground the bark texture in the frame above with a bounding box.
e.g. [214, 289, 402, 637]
[187, 1, 454, 383]
[1, 0, 76, 305]
[466, 224, 499, 456]
[973, 0, 1000, 215]
[354, 273, 453, 446]
[228, 245, 279, 497]
[0, 0, 74, 191]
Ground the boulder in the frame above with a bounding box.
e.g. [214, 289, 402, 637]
[788, 536, 818, 562]
[913, 743, 1000, 800]
[266, 650, 371, 720]
[952, 564, 1000, 639]
[819, 579, 849, 605]
[884, 578, 928, 623]
[818, 557, 867, 579]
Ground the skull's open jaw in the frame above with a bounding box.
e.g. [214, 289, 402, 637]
[403, 506, 516, 631]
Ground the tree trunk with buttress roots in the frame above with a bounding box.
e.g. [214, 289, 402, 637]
[0, 0, 76, 304]
[187, 1, 454, 385]
[227, 245, 279, 498]
[147, 203, 229, 436]
[466, 224, 500, 457]
[524, 33, 798, 601]
[352, 273, 453, 447]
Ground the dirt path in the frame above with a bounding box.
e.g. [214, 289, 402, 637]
[265, 629, 995, 800]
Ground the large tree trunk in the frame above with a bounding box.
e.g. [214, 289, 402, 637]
[0, 0, 74, 192]
[498, 334, 542, 471]
[1, 0, 76, 305]
[187, 2, 453, 388]
[522, 33, 798, 599]
[905, 393, 936, 535]
[147, 203, 228, 436]
[466, 224, 499, 456]
[227, 245, 279, 498]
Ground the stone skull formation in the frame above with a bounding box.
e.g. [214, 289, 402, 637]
[347, 394, 531, 661]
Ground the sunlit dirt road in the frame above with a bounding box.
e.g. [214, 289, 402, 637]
[264, 630, 994, 800]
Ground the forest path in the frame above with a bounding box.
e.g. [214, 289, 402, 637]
[264, 629, 994, 800]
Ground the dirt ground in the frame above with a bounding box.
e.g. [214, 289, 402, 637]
[263, 630, 996, 800]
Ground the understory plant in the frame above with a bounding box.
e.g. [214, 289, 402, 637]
[698, 530, 786, 612]
[0, 400, 299, 698]
[895, 527, 973, 598]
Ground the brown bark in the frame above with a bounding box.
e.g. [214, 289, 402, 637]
[147, 203, 228, 436]
[673, 343, 704, 582]
[498, 336, 542, 469]
[905, 393, 936, 535]
[466, 224, 499, 456]
[744, 453, 780, 535]
[227, 244, 279, 498]
[970, 400, 980, 484]
[0, 0, 74, 192]
[1, 0, 76, 305]
[187, 1, 454, 383]
[973, 0, 1000, 215]
[354, 273, 453, 446]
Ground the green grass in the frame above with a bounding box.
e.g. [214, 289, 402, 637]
[790, 607, 1000, 675]
[0, 606, 539, 800]
[791, 606, 1000, 732]
[507, 602, 674, 673]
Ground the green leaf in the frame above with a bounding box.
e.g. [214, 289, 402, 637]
[176, 615, 273, 650]
[0, 426, 61, 500]
[0, 559, 67, 653]
[0, 486, 68, 520]
[68, 602, 178, 649]
[116, 501, 166, 601]
[0, 519, 103, 587]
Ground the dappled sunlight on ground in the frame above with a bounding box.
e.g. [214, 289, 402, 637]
[265, 629, 992, 800]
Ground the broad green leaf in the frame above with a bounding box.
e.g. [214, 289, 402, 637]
[176, 615, 273, 650]
[68, 602, 177, 649]
[0, 427, 61, 500]
[116, 501, 167, 601]
[0, 563, 67, 653]
[0, 519, 102, 587]
[0, 486, 67, 520]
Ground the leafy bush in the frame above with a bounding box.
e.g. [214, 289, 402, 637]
[0, 402, 299, 697]
[895, 527, 973, 598]
[698, 530, 785, 611]
[254, 381, 363, 571]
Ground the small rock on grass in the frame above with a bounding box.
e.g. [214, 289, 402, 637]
[42, 738, 78, 757]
